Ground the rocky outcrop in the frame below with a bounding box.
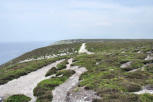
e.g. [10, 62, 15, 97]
[120, 62, 132, 68]
[66, 87, 100, 102]
[145, 55, 153, 61]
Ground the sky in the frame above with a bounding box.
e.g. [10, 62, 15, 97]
[0, 0, 153, 42]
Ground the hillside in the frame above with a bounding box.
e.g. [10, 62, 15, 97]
[0, 39, 153, 102]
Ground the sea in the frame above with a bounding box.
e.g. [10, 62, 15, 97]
[0, 41, 54, 65]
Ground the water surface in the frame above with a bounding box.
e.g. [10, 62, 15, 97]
[0, 42, 53, 65]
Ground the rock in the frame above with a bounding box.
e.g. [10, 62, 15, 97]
[145, 85, 153, 90]
[145, 55, 153, 61]
[146, 51, 152, 54]
[96, 62, 100, 65]
[128, 69, 138, 73]
[66, 87, 101, 102]
[121, 51, 125, 53]
[120, 62, 131, 68]
[137, 51, 141, 53]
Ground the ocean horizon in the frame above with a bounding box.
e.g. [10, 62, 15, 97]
[0, 41, 54, 65]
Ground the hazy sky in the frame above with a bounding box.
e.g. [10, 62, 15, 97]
[0, 0, 153, 42]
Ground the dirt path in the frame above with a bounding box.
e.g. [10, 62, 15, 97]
[52, 59, 87, 102]
[79, 43, 94, 55]
[0, 60, 64, 102]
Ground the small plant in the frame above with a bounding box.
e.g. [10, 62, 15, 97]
[56, 70, 75, 77]
[56, 59, 68, 70]
[33, 70, 75, 102]
[5, 94, 31, 102]
[139, 94, 153, 102]
[45, 67, 57, 77]
[145, 64, 153, 73]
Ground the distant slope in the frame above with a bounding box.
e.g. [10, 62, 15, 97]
[54, 39, 153, 45]
[1, 39, 153, 102]
[1, 39, 153, 68]
[0, 42, 81, 68]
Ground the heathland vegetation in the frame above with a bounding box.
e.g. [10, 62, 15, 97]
[1, 39, 153, 102]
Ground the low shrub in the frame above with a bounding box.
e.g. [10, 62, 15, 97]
[45, 67, 57, 77]
[34, 69, 75, 102]
[0, 57, 61, 85]
[124, 71, 149, 80]
[96, 93, 140, 102]
[56, 70, 75, 77]
[139, 94, 153, 102]
[145, 64, 153, 73]
[5, 94, 31, 102]
[119, 81, 141, 92]
[33, 78, 65, 102]
[56, 59, 68, 70]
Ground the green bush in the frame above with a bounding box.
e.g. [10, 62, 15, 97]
[45, 67, 57, 77]
[56, 70, 75, 77]
[119, 81, 141, 92]
[34, 69, 75, 102]
[0, 57, 61, 85]
[5, 94, 31, 102]
[139, 94, 153, 102]
[146, 64, 153, 73]
[56, 59, 68, 70]
[33, 78, 64, 102]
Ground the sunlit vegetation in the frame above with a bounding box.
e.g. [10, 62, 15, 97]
[1, 39, 153, 102]
[45, 59, 69, 77]
[5, 94, 31, 102]
[56, 59, 68, 70]
[72, 40, 153, 102]
[45, 67, 57, 77]
[56, 69, 75, 77]
[34, 70, 75, 102]
[0, 43, 81, 69]
[0, 56, 68, 85]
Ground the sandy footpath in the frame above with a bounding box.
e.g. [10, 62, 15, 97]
[52, 59, 87, 102]
[79, 43, 94, 55]
[0, 43, 95, 102]
[0, 60, 64, 102]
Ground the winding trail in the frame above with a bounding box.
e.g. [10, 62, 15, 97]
[52, 43, 97, 102]
[52, 59, 87, 102]
[79, 43, 94, 55]
[0, 43, 95, 102]
[0, 60, 64, 102]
